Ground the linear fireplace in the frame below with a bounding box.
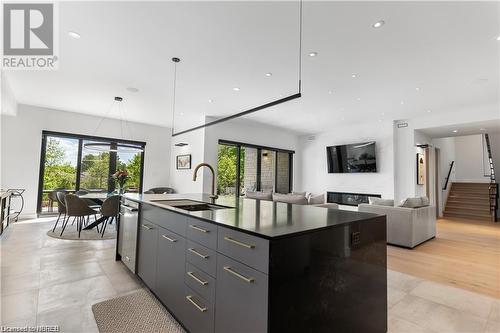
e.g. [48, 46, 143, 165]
[327, 191, 381, 206]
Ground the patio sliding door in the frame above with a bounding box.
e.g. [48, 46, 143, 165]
[37, 131, 146, 215]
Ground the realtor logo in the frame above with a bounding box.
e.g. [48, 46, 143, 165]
[2, 2, 59, 69]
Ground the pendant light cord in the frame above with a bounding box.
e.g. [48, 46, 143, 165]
[171, 58, 179, 136]
[298, 0, 303, 93]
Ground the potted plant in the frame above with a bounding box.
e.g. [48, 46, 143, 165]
[112, 170, 129, 194]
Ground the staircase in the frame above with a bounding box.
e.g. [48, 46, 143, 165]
[444, 182, 495, 221]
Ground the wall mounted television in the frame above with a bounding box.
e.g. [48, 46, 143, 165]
[326, 141, 377, 173]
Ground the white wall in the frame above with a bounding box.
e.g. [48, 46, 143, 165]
[454, 135, 490, 182]
[1, 104, 171, 217]
[432, 137, 456, 215]
[297, 121, 394, 199]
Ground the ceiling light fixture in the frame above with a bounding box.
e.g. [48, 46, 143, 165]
[497, 36, 500, 41]
[427, 110, 432, 113]
[400, 101, 405, 105]
[208, 99, 213, 103]
[328, 90, 333, 94]
[356, 97, 361, 101]
[351, 74, 357, 78]
[84, 96, 143, 153]
[233, 87, 240, 91]
[415, 87, 420, 91]
[68, 31, 81, 39]
[452, 130, 458, 133]
[308, 52, 318, 57]
[372, 20, 385, 28]
[265, 72, 272, 77]
[480, 128, 486, 131]
[126, 87, 139, 93]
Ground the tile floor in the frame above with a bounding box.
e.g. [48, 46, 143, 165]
[1, 218, 499, 333]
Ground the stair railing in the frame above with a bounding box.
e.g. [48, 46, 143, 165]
[443, 161, 455, 191]
[485, 134, 498, 222]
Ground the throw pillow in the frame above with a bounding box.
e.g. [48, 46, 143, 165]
[273, 193, 308, 205]
[399, 197, 423, 208]
[308, 194, 325, 205]
[246, 191, 273, 201]
[369, 197, 394, 206]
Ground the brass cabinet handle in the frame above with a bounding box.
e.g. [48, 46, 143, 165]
[188, 248, 209, 259]
[141, 224, 153, 230]
[189, 225, 209, 233]
[223, 266, 255, 283]
[161, 234, 177, 242]
[187, 271, 208, 286]
[224, 236, 255, 249]
[186, 295, 207, 312]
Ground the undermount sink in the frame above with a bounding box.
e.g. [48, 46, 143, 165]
[149, 199, 232, 212]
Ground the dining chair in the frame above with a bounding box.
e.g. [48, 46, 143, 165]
[51, 191, 67, 232]
[47, 190, 58, 212]
[99, 195, 120, 238]
[61, 194, 100, 238]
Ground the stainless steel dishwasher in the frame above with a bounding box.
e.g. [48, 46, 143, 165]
[118, 198, 139, 273]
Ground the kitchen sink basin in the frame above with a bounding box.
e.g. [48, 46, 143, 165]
[150, 199, 232, 212]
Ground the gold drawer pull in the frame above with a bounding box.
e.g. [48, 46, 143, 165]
[161, 234, 177, 242]
[186, 295, 207, 312]
[188, 248, 209, 259]
[141, 224, 153, 230]
[189, 225, 209, 233]
[223, 266, 255, 283]
[187, 271, 208, 286]
[224, 236, 255, 249]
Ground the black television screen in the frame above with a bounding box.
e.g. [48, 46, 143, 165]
[326, 141, 377, 173]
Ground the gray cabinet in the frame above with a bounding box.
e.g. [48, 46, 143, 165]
[215, 254, 268, 333]
[156, 226, 186, 318]
[183, 286, 215, 333]
[137, 219, 158, 291]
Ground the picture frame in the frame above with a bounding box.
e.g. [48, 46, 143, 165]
[176, 154, 191, 170]
[416, 153, 425, 185]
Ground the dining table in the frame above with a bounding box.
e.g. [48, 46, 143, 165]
[79, 192, 116, 230]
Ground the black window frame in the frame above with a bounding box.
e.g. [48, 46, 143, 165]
[218, 139, 294, 197]
[37, 130, 146, 215]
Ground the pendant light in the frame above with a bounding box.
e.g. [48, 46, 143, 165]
[84, 96, 144, 153]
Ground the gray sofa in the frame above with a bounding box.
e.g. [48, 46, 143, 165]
[358, 203, 436, 248]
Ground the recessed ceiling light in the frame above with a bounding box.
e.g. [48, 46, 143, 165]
[497, 35, 500, 41]
[68, 31, 81, 39]
[308, 52, 318, 57]
[415, 87, 420, 91]
[180, 112, 184, 116]
[208, 99, 213, 103]
[351, 74, 357, 78]
[265, 72, 272, 77]
[400, 101, 405, 105]
[372, 20, 385, 28]
[328, 90, 333, 95]
[356, 97, 361, 101]
[232, 87, 240, 91]
[452, 130, 458, 133]
[126, 87, 139, 93]
[427, 110, 432, 113]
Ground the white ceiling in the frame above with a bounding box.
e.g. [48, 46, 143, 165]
[4, 1, 500, 135]
[418, 119, 500, 139]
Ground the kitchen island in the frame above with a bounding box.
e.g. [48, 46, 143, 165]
[118, 193, 387, 333]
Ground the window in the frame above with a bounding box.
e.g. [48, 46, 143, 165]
[37, 131, 145, 214]
[217, 140, 294, 198]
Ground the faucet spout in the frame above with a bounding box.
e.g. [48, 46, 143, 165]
[192, 163, 219, 201]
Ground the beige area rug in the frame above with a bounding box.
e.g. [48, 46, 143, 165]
[47, 226, 116, 240]
[92, 289, 185, 333]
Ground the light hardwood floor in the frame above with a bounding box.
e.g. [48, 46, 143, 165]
[388, 218, 500, 299]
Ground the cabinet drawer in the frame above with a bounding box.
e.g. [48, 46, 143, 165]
[215, 254, 268, 333]
[186, 218, 217, 249]
[183, 286, 215, 333]
[185, 263, 215, 302]
[217, 227, 269, 274]
[142, 204, 187, 236]
[186, 240, 216, 277]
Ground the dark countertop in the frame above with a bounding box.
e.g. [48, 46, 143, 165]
[123, 193, 383, 239]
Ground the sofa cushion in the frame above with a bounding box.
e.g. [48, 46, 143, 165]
[272, 193, 308, 205]
[246, 191, 273, 200]
[308, 194, 325, 205]
[369, 197, 394, 206]
[399, 197, 424, 208]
